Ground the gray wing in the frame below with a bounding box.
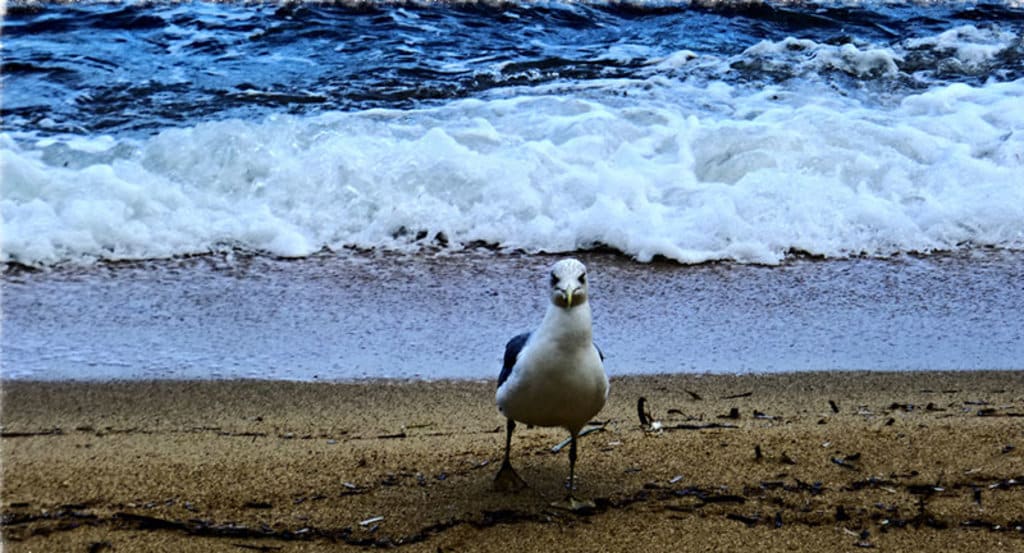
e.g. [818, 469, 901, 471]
[497, 332, 530, 389]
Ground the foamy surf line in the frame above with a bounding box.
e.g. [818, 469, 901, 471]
[4, 75, 1023, 267]
[3, 251, 1022, 381]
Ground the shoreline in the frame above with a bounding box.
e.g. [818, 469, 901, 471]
[5, 249, 1024, 381]
[3, 371, 1022, 551]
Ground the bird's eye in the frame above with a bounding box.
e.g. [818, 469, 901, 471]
[579, 272, 586, 284]
[550, 272, 558, 287]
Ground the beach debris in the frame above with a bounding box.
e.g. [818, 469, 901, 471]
[780, 451, 797, 465]
[639, 398, 733, 432]
[669, 475, 685, 484]
[232, 544, 283, 552]
[721, 391, 753, 400]
[637, 397, 652, 427]
[835, 505, 850, 521]
[988, 478, 1020, 490]
[960, 519, 1022, 532]
[243, 501, 272, 509]
[601, 440, 622, 452]
[668, 422, 738, 431]
[753, 410, 777, 420]
[1002, 444, 1015, 454]
[831, 453, 861, 470]
[685, 389, 703, 401]
[829, 400, 840, 413]
[670, 487, 747, 507]
[88, 542, 114, 553]
[0, 427, 64, 438]
[340, 482, 364, 495]
[551, 424, 605, 453]
[853, 529, 875, 548]
[848, 476, 897, 491]
[377, 431, 407, 439]
[719, 408, 740, 420]
[774, 511, 783, 528]
[754, 444, 763, 461]
[359, 515, 384, 527]
[725, 513, 760, 527]
[907, 484, 945, 495]
[792, 479, 824, 495]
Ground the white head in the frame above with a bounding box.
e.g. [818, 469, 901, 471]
[548, 258, 589, 310]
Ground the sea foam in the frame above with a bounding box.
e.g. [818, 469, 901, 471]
[3, 72, 1023, 266]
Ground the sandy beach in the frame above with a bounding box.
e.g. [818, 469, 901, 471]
[2, 371, 1021, 552]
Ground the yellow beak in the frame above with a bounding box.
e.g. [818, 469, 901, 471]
[565, 288, 574, 308]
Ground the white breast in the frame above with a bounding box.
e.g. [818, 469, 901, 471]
[496, 304, 609, 433]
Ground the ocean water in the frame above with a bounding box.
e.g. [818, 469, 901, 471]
[2, 2, 1023, 380]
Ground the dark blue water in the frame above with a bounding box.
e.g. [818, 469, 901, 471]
[5, 1, 1023, 136]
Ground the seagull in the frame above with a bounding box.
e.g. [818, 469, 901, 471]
[494, 258, 609, 510]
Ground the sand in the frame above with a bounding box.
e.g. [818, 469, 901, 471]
[2, 371, 1022, 552]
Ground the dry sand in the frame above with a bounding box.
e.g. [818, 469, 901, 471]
[2, 371, 1022, 552]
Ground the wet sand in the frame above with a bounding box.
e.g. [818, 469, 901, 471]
[5, 250, 1024, 380]
[2, 371, 1022, 551]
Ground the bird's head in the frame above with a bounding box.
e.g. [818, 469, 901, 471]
[548, 258, 589, 309]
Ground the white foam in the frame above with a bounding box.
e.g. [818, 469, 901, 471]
[3, 72, 1023, 266]
[905, 25, 1021, 71]
[732, 24, 1020, 82]
[739, 36, 900, 79]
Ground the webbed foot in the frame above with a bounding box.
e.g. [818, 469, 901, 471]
[550, 495, 596, 512]
[493, 460, 528, 492]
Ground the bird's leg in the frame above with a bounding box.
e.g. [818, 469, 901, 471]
[567, 431, 578, 493]
[551, 431, 596, 511]
[493, 418, 527, 492]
